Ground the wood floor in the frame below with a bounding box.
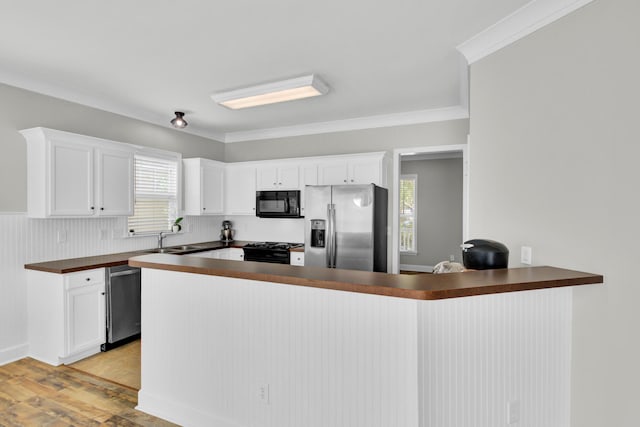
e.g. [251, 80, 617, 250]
[0, 356, 176, 426]
[70, 340, 141, 390]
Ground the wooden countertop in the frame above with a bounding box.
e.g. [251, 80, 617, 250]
[128, 254, 603, 300]
[24, 241, 252, 274]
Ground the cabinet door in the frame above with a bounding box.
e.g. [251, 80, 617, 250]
[278, 165, 299, 189]
[349, 158, 381, 185]
[257, 167, 278, 190]
[290, 252, 305, 266]
[65, 282, 105, 356]
[318, 162, 349, 185]
[228, 248, 244, 261]
[299, 164, 318, 215]
[202, 163, 224, 214]
[225, 166, 256, 215]
[96, 146, 134, 216]
[50, 139, 94, 216]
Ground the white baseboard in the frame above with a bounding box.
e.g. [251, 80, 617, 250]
[400, 264, 434, 273]
[0, 342, 29, 366]
[137, 390, 243, 427]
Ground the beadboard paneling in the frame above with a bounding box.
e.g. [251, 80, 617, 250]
[138, 269, 420, 427]
[418, 288, 571, 427]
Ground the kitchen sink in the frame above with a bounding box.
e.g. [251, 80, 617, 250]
[173, 245, 202, 251]
[144, 248, 183, 254]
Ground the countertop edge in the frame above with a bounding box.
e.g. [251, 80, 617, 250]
[128, 255, 603, 301]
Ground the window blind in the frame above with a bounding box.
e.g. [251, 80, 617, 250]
[127, 155, 178, 234]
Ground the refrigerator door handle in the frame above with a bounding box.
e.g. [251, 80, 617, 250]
[326, 204, 333, 268]
[330, 205, 337, 268]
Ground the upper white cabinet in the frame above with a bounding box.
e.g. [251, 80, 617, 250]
[21, 127, 134, 218]
[95, 146, 135, 216]
[183, 158, 225, 215]
[256, 164, 299, 190]
[225, 165, 256, 215]
[318, 153, 388, 187]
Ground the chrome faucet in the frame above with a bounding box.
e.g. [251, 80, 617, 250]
[158, 231, 167, 249]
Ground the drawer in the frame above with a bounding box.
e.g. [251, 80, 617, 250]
[290, 252, 305, 266]
[65, 268, 105, 289]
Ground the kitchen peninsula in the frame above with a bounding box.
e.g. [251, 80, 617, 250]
[129, 254, 602, 427]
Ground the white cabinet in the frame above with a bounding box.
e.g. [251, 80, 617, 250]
[290, 252, 305, 266]
[49, 138, 94, 216]
[182, 248, 244, 260]
[318, 153, 387, 187]
[183, 158, 225, 215]
[228, 248, 245, 261]
[27, 268, 106, 366]
[65, 274, 106, 357]
[299, 163, 318, 215]
[225, 165, 256, 215]
[21, 127, 134, 218]
[257, 165, 299, 190]
[95, 146, 135, 216]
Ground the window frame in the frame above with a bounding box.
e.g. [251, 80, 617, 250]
[127, 147, 182, 235]
[399, 174, 417, 254]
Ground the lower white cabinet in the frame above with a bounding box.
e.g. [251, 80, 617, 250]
[290, 252, 305, 266]
[183, 248, 244, 260]
[27, 268, 106, 366]
[65, 280, 106, 357]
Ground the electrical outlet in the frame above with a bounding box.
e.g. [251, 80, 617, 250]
[99, 229, 108, 240]
[258, 384, 270, 404]
[507, 400, 520, 424]
[520, 246, 532, 265]
[449, 254, 455, 262]
[57, 230, 67, 244]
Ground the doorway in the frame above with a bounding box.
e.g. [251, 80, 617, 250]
[391, 144, 468, 273]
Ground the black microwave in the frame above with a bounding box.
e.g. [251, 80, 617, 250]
[256, 190, 302, 218]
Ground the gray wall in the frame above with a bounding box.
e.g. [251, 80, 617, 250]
[399, 158, 463, 268]
[0, 83, 225, 212]
[468, 0, 638, 425]
[224, 120, 469, 162]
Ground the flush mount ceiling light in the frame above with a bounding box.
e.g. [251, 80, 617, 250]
[170, 111, 188, 129]
[211, 74, 329, 110]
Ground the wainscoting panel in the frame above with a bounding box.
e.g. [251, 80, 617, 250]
[418, 288, 572, 427]
[138, 270, 421, 427]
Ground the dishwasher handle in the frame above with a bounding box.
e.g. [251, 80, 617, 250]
[109, 269, 140, 278]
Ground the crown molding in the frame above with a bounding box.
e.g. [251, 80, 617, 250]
[0, 69, 226, 142]
[223, 106, 469, 143]
[457, 0, 595, 64]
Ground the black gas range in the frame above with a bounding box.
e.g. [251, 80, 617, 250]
[242, 242, 304, 264]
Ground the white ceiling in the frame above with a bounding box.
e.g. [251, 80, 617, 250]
[0, 0, 572, 142]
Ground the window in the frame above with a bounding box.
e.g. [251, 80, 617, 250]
[399, 174, 417, 253]
[128, 154, 179, 234]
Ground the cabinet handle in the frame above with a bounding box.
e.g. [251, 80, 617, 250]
[90, 206, 95, 210]
[85, 278, 91, 281]
[101, 292, 105, 295]
[203, 207, 206, 210]
[343, 179, 347, 183]
[278, 182, 282, 185]
[350, 179, 354, 183]
[100, 207, 104, 211]
[273, 182, 277, 186]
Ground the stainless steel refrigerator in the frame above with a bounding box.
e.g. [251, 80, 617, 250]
[304, 184, 388, 272]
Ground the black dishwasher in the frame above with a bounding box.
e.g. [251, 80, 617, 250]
[102, 265, 141, 351]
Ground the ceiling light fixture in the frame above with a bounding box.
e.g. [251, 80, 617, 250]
[211, 74, 329, 110]
[170, 111, 188, 129]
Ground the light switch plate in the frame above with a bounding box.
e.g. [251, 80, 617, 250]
[521, 246, 532, 265]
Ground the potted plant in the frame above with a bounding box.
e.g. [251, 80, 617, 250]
[172, 217, 183, 233]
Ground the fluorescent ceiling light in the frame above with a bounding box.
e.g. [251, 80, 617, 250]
[211, 74, 329, 110]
